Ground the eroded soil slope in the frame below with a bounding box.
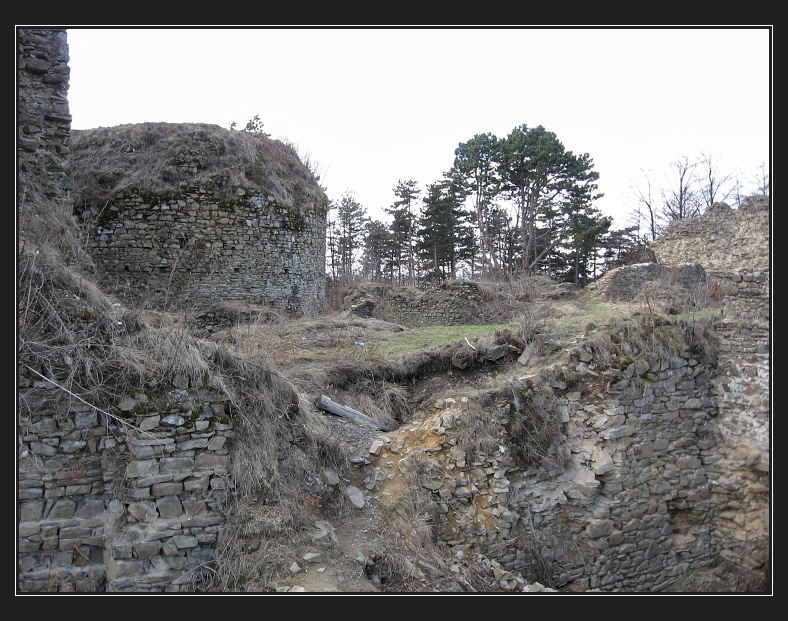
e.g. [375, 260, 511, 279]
[204, 288, 767, 594]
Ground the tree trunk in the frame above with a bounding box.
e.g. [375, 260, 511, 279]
[314, 395, 390, 432]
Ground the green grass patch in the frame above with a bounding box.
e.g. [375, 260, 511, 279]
[378, 324, 512, 355]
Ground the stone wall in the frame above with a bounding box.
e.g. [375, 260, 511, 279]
[15, 26, 327, 594]
[371, 197, 771, 591]
[343, 280, 504, 327]
[17, 27, 769, 593]
[78, 185, 326, 315]
[650, 197, 770, 278]
[370, 333, 724, 591]
[18, 27, 284, 594]
[586, 262, 708, 304]
[18, 375, 235, 592]
[706, 275, 769, 573]
[364, 197, 770, 591]
[17, 28, 73, 207]
[587, 195, 769, 309]
[370, 293, 768, 591]
[652, 196, 771, 573]
[584, 198, 771, 572]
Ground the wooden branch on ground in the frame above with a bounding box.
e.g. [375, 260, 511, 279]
[314, 395, 390, 432]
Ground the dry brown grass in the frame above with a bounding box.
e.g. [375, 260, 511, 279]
[18, 177, 743, 592]
[505, 382, 567, 469]
[69, 122, 326, 211]
[582, 312, 718, 372]
[452, 395, 507, 460]
[19, 193, 146, 423]
[17, 189, 352, 593]
[663, 560, 770, 593]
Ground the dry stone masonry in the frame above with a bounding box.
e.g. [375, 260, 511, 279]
[17, 28, 301, 592]
[17, 381, 236, 592]
[361, 195, 770, 591]
[650, 198, 770, 280]
[17, 28, 73, 207]
[17, 28, 770, 592]
[368, 346, 721, 591]
[343, 280, 503, 327]
[76, 181, 327, 315]
[586, 261, 708, 305]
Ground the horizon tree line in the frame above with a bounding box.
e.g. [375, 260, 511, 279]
[326, 124, 769, 289]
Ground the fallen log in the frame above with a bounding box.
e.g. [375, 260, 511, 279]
[314, 395, 390, 432]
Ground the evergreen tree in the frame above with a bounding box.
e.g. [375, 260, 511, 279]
[335, 191, 368, 283]
[602, 226, 656, 269]
[362, 219, 391, 282]
[386, 208, 410, 285]
[325, 215, 341, 282]
[496, 124, 601, 275]
[451, 133, 501, 276]
[417, 177, 469, 282]
[560, 206, 612, 286]
[386, 180, 421, 286]
[486, 205, 517, 279]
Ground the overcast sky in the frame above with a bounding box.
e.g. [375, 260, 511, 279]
[63, 26, 771, 228]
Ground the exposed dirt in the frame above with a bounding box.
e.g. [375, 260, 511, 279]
[271, 405, 510, 594]
[210, 292, 769, 594]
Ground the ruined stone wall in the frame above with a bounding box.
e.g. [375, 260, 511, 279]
[706, 267, 770, 572]
[344, 280, 505, 327]
[587, 196, 769, 305]
[371, 322, 768, 591]
[373, 344, 721, 591]
[18, 372, 235, 592]
[17, 28, 73, 207]
[650, 197, 770, 278]
[516, 352, 722, 591]
[15, 27, 320, 594]
[81, 186, 326, 315]
[17, 27, 769, 593]
[18, 27, 274, 593]
[583, 199, 771, 574]
[368, 197, 770, 591]
[586, 262, 708, 304]
[651, 196, 771, 575]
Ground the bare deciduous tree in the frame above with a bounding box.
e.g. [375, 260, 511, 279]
[629, 168, 662, 240]
[626, 152, 767, 238]
[661, 155, 702, 222]
[754, 161, 770, 195]
[698, 152, 736, 208]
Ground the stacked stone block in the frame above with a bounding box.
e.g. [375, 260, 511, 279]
[78, 185, 326, 315]
[17, 379, 235, 592]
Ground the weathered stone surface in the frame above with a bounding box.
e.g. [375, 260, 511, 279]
[16, 28, 769, 594]
[346, 486, 366, 509]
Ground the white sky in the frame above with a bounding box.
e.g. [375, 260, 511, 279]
[63, 26, 772, 228]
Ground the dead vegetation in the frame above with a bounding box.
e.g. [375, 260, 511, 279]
[18, 190, 349, 593]
[68, 122, 326, 213]
[19, 171, 764, 593]
[364, 490, 503, 593]
[663, 560, 770, 593]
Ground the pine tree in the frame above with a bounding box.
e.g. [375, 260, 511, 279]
[335, 191, 368, 283]
[417, 178, 469, 282]
[496, 124, 601, 275]
[362, 219, 391, 282]
[451, 133, 501, 276]
[386, 180, 421, 286]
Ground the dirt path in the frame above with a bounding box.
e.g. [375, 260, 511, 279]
[281, 509, 387, 593]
